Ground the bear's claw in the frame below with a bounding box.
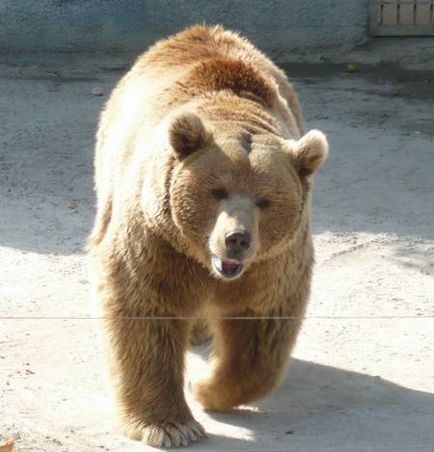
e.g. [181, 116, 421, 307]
[142, 421, 207, 448]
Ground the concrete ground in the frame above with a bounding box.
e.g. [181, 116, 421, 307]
[0, 43, 433, 451]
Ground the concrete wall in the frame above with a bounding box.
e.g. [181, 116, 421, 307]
[0, 0, 369, 58]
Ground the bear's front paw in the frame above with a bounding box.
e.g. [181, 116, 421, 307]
[141, 420, 207, 448]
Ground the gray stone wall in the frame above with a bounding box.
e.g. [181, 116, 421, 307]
[0, 0, 369, 57]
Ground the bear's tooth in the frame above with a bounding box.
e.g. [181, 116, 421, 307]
[212, 256, 223, 272]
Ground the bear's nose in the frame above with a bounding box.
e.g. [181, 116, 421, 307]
[225, 230, 251, 254]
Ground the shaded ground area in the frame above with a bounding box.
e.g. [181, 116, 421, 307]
[0, 47, 433, 451]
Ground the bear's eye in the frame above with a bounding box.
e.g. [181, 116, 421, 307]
[256, 198, 270, 209]
[211, 188, 228, 200]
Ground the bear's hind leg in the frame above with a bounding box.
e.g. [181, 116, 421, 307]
[189, 317, 212, 346]
[193, 311, 302, 410]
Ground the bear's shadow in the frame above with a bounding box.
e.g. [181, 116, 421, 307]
[187, 345, 434, 450]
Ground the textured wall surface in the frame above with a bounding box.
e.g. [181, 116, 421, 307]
[0, 0, 369, 57]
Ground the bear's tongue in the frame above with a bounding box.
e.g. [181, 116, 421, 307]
[222, 259, 239, 273]
[212, 256, 243, 278]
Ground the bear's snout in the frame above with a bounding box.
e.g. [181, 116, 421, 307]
[225, 230, 251, 256]
[208, 196, 259, 280]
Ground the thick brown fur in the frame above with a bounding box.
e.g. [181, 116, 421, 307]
[88, 25, 328, 448]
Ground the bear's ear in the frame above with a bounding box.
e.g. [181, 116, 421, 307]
[168, 112, 212, 159]
[289, 130, 329, 177]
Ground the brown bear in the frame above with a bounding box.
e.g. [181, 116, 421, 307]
[88, 25, 328, 448]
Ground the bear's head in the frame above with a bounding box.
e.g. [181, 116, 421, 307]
[167, 112, 328, 281]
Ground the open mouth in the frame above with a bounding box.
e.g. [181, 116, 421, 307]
[211, 255, 244, 280]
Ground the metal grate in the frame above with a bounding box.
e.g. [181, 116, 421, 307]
[370, 0, 434, 35]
